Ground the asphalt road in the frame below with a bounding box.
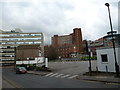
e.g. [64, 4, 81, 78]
[43, 61, 97, 75]
[2, 67, 119, 88]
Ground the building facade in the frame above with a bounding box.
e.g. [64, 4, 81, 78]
[0, 29, 44, 65]
[15, 44, 44, 65]
[103, 34, 120, 47]
[90, 38, 104, 55]
[96, 46, 120, 72]
[96, 33, 120, 72]
[50, 28, 82, 59]
[15, 44, 40, 61]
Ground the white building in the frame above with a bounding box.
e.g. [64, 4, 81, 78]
[0, 29, 44, 65]
[96, 46, 120, 72]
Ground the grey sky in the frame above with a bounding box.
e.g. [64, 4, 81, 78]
[0, 0, 119, 45]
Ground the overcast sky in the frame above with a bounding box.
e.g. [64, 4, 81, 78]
[0, 0, 119, 45]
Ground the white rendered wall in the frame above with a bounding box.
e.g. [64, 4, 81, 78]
[96, 47, 120, 72]
[16, 57, 44, 65]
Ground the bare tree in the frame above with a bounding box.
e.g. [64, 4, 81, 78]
[47, 46, 58, 60]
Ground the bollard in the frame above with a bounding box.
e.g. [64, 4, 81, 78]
[45, 58, 48, 68]
[96, 66, 98, 72]
[106, 66, 108, 73]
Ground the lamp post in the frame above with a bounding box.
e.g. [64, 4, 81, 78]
[105, 3, 119, 77]
[88, 41, 92, 75]
[86, 40, 92, 75]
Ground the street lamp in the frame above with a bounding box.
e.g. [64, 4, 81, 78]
[86, 40, 92, 75]
[105, 3, 119, 77]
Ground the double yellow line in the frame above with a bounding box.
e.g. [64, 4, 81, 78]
[2, 76, 23, 88]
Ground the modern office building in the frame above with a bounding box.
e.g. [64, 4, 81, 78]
[0, 28, 44, 65]
[50, 28, 83, 58]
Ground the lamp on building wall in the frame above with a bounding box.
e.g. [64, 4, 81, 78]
[105, 3, 119, 77]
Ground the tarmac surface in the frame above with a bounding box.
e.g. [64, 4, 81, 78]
[1, 61, 120, 88]
[27, 70, 120, 85]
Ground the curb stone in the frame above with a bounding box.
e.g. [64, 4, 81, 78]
[76, 76, 120, 85]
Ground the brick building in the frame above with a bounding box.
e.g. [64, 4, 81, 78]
[49, 28, 83, 59]
[44, 45, 49, 58]
[90, 38, 104, 55]
[89, 33, 120, 56]
[15, 44, 41, 61]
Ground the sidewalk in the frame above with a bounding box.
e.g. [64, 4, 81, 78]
[27, 70, 120, 84]
[76, 75, 120, 84]
[27, 70, 49, 76]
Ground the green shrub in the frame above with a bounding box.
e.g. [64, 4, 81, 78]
[81, 56, 97, 60]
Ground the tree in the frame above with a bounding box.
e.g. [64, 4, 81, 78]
[47, 46, 58, 60]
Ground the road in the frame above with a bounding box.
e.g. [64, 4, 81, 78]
[43, 60, 97, 75]
[2, 67, 119, 88]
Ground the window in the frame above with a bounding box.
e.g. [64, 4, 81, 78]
[101, 54, 108, 62]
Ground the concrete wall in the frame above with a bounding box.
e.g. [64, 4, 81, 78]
[96, 47, 120, 72]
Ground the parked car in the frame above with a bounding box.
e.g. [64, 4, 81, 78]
[16, 67, 27, 74]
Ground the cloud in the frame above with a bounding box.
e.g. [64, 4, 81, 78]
[0, 0, 119, 44]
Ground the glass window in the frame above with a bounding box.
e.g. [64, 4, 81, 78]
[101, 54, 108, 62]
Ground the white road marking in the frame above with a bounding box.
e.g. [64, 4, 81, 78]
[45, 73, 78, 80]
[45, 73, 53, 77]
[49, 73, 59, 77]
[68, 75, 78, 79]
[55, 74, 64, 77]
[61, 74, 71, 78]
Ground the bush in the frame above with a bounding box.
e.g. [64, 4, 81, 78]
[28, 64, 36, 70]
[81, 56, 97, 60]
[36, 66, 42, 71]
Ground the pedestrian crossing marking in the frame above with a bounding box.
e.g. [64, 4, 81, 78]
[61, 74, 71, 78]
[45, 73, 53, 77]
[44, 73, 78, 79]
[55, 74, 64, 77]
[49, 73, 59, 77]
[68, 75, 78, 79]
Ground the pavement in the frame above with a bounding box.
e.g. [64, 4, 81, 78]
[27, 70, 120, 85]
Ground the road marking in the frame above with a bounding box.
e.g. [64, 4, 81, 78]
[45, 73, 53, 77]
[61, 74, 71, 78]
[68, 75, 78, 79]
[49, 73, 59, 77]
[55, 74, 64, 77]
[45, 73, 79, 79]
[3, 76, 23, 88]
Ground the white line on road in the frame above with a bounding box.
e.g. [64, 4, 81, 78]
[49, 73, 59, 77]
[68, 75, 78, 79]
[45, 73, 53, 77]
[55, 74, 64, 77]
[61, 74, 71, 78]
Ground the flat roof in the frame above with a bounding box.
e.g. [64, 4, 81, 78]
[96, 46, 120, 50]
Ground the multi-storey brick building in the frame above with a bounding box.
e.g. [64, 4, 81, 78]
[50, 28, 83, 59]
